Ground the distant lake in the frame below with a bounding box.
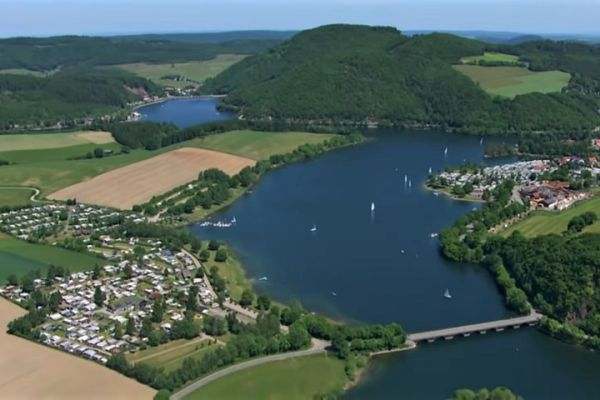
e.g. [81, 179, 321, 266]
[137, 97, 233, 128]
[147, 99, 600, 399]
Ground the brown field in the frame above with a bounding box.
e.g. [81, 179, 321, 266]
[0, 298, 154, 400]
[48, 147, 255, 209]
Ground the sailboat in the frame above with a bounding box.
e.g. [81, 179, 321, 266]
[404, 175, 408, 184]
[480, 137, 484, 145]
[444, 147, 448, 156]
[408, 180, 412, 188]
[310, 224, 317, 232]
[428, 167, 432, 175]
[231, 216, 237, 224]
[371, 202, 375, 212]
[258, 276, 268, 281]
[444, 289, 452, 299]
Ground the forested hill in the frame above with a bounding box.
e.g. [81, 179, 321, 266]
[202, 24, 600, 135]
[0, 36, 279, 71]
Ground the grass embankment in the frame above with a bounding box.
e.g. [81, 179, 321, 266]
[194, 130, 335, 160]
[0, 68, 60, 77]
[207, 245, 251, 302]
[453, 64, 570, 98]
[0, 233, 107, 283]
[460, 52, 520, 64]
[502, 194, 600, 238]
[116, 55, 246, 88]
[186, 354, 347, 400]
[128, 338, 218, 372]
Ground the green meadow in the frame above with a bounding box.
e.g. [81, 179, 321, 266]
[460, 52, 520, 64]
[0, 188, 35, 207]
[454, 65, 570, 98]
[0, 131, 114, 152]
[187, 354, 347, 400]
[117, 55, 247, 88]
[0, 233, 106, 283]
[193, 130, 335, 160]
[502, 195, 600, 238]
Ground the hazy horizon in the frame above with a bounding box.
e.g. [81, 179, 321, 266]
[2, 0, 600, 38]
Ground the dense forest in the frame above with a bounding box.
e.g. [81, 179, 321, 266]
[0, 36, 280, 71]
[0, 35, 283, 129]
[202, 24, 600, 135]
[0, 68, 161, 129]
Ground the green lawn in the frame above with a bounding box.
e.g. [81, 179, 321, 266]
[502, 195, 600, 238]
[186, 354, 347, 400]
[128, 337, 217, 371]
[0, 142, 123, 164]
[209, 245, 252, 302]
[0, 131, 114, 152]
[0, 188, 35, 206]
[453, 65, 570, 98]
[0, 233, 106, 283]
[193, 130, 335, 160]
[461, 52, 520, 64]
[116, 55, 247, 88]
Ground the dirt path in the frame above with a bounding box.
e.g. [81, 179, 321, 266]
[0, 298, 155, 400]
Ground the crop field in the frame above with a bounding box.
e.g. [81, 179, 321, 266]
[117, 54, 246, 88]
[454, 65, 571, 98]
[0, 298, 154, 399]
[188, 354, 346, 400]
[0, 233, 106, 283]
[0, 131, 114, 151]
[502, 195, 600, 238]
[460, 52, 520, 64]
[194, 130, 335, 160]
[48, 147, 255, 209]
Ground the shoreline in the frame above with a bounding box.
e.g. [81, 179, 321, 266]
[131, 94, 227, 112]
[422, 183, 485, 203]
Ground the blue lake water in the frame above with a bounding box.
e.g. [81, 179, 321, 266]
[144, 100, 600, 399]
[137, 97, 233, 128]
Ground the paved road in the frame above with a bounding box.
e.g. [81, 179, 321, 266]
[171, 342, 328, 400]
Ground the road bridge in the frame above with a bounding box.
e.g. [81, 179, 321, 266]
[408, 312, 543, 343]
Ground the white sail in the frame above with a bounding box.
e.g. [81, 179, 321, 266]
[371, 202, 375, 211]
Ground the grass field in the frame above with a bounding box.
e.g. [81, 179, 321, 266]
[0, 187, 35, 206]
[209, 246, 252, 302]
[453, 65, 570, 98]
[49, 147, 255, 209]
[460, 52, 520, 64]
[194, 130, 335, 160]
[0, 130, 330, 208]
[0, 233, 106, 283]
[187, 354, 347, 400]
[117, 54, 246, 88]
[502, 195, 600, 238]
[128, 337, 217, 371]
[0, 298, 154, 399]
[0, 68, 59, 77]
[0, 131, 114, 151]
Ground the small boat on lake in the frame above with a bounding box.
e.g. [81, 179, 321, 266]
[371, 202, 375, 212]
[444, 147, 448, 156]
[258, 276, 268, 281]
[428, 167, 432, 175]
[444, 289, 452, 299]
[331, 292, 337, 296]
[433, 192, 440, 197]
[310, 224, 317, 232]
[430, 232, 438, 238]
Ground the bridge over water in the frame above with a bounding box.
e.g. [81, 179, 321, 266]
[408, 312, 543, 343]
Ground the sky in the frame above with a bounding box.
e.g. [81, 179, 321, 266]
[2, 0, 599, 38]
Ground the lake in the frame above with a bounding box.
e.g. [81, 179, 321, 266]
[145, 99, 600, 399]
[138, 97, 233, 128]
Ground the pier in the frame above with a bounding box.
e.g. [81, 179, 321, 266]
[408, 312, 543, 343]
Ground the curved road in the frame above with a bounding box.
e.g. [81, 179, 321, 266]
[171, 341, 329, 400]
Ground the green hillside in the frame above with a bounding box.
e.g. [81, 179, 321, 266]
[202, 24, 600, 135]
